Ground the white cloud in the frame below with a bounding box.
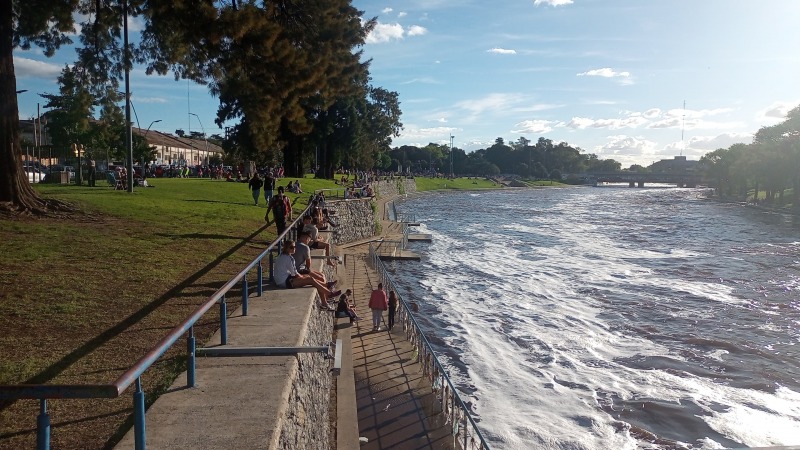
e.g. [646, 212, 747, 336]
[401, 77, 441, 85]
[595, 135, 659, 157]
[382, 7, 393, 13]
[642, 108, 661, 119]
[577, 67, 633, 85]
[133, 96, 168, 104]
[682, 133, 753, 151]
[534, 0, 574, 6]
[456, 93, 521, 116]
[366, 22, 405, 43]
[512, 120, 556, 134]
[564, 115, 649, 130]
[757, 101, 799, 123]
[366, 22, 427, 43]
[437, 117, 448, 123]
[399, 125, 457, 142]
[398, 12, 407, 18]
[488, 48, 517, 55]
[407, 25, 428, 37]
[14, 57, 62, 79]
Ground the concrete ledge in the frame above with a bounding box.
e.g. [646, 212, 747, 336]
[115, 253, 335, 450]
[335, 318, 359, 450]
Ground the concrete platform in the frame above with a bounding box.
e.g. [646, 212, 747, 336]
[407, 233, 432, 242]
[343, 253, 453, 450]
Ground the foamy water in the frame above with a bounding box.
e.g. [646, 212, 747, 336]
[388, 187, 800, 449]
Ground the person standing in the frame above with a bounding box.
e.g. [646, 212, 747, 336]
[249, 173, 263, 206]
[387, 290, 398, 330]
[87, 155, 96, 187]
[368, 283, 388, 331]
[264, 172, 275, 205]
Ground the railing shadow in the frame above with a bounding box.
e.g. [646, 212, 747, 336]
[0, 223, 270, 413]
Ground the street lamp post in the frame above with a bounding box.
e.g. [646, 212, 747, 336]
[145, 119, 161, 166]
[189, 113, 208, 165]
[144, 119, 161, 138]
[72, 143, 83, 185]
[449, 135, 454, 178]
[123, 0, 134, 192]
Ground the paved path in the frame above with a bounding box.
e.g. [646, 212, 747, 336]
[340, 250, 454, 450]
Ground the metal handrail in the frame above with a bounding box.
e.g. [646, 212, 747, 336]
[314, 188, 347, 199]
[368, 243, 491, 450]
[0, 202, 313, 450]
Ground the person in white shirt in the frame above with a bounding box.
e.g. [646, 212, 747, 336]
[294, 232, 337, 291]
[302, 215, 333, 265]
[274, 241, 340, 303]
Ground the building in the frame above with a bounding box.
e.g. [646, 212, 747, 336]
[17, 118, 225, 167]
[133, 128, 224, 166]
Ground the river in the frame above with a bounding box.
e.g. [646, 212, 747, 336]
[389, 186, 800, 450]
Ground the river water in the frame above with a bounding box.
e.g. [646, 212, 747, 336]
[389, 186, 800, 450]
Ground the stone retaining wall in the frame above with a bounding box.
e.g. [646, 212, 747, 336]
[372, 177, 417, 198]
[276, 307, 334, 450]
[328, 199, 377, 245]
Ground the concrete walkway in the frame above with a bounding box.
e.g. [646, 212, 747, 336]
[340, 251, 454, 450]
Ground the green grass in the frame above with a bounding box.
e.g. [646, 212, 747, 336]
[413, 176, 566, 191]
[413, 177, 500, 191]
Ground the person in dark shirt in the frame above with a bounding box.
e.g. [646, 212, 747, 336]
[248, 173, 263, 205]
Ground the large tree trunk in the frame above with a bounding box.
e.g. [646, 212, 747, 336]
[0, 1, 67, 215]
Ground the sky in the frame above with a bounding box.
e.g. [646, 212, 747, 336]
[13, 0, 800, 168]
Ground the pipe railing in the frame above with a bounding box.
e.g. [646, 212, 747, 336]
[368, 244, 491, 450]
[0, 203, 314, 450]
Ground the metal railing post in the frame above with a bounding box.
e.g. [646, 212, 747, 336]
[257, 261, 264, 296]
[268, 252, 275, 284]
[133, 378, 146, 450]
[187, 327, 196, 387]
[220, 295, 228, 345]
[241, 276, 249, 316]
[36, 399, 50, 450]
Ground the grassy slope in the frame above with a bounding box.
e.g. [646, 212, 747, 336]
[0, 175, 337, 449]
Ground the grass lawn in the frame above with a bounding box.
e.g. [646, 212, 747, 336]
[0, 174, 337, 449]
[413, 176, 565, 191]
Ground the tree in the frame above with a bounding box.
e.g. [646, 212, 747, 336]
[2, 0, 76, 213]
[40, 65, 97, 163]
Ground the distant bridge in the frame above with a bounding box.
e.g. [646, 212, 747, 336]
[574, 172, 705, 188]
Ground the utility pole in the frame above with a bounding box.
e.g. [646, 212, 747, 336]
[449, 135, 454, 178]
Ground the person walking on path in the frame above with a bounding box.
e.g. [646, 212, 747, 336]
[264, 172, 275, 205]
[387, 290, 398, 330]
[265, 186, 292, 235]
[249, 173, 263, 205]
[368, 283, 388, 331]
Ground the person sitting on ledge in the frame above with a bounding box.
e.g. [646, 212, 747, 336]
[273, 240, 340, 303]
[303, 215, 334, 265]
[336, 289, 361, 323]
[294, 232, 337, 291]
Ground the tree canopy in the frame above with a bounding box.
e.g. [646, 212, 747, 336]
[2, 0, 401, 213]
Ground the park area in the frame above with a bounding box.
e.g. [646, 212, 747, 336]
[0, 174, 502, 448]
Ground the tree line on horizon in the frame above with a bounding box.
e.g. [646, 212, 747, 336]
[388, 136, 623, 179]
[701, 104, 800, 207]
[392, 104, 800, 206]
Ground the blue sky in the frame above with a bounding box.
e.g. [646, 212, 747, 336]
[13, 0, 800, 168]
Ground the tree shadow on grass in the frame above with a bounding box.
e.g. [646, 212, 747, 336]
[0, 223, 270, 413]
[185, 199, 252, 207]
[154, 232, 243, 240]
